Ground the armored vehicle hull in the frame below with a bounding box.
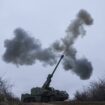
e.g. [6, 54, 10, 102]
[21, 87, 69, 102]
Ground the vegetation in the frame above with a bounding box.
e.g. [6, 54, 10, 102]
[0, 77, 21, 105]
[74, 79, 105, 101]
[1, 77, 105, 105]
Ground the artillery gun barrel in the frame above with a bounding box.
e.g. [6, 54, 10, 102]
[42, 54, 64, 89]
[51, 54, 64, 77]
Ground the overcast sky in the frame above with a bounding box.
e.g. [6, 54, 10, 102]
[0, 0, 105, 99]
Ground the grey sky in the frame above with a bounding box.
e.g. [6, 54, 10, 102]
[0, 0, 105, 99]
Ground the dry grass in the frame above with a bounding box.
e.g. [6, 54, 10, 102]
[21, 101, 105, 105]
[1, 101, 105, 105]
[23, 103, 54, 105]
[50, 101, 105, 105]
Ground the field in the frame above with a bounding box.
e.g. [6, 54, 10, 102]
[1, 101, 105, 105]
[23, 101, 105, 105]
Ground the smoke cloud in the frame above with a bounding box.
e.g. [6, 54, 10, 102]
[3, 28, 56, 66]
[74, 58, 93, 80]
[3, 9, 93, 80]
[51, 9, 93, 79]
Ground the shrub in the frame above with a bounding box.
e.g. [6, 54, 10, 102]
[74, 79, 105, 101]
[0, 77, 20, 104]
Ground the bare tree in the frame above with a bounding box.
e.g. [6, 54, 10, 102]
[0, 77, 20, 104]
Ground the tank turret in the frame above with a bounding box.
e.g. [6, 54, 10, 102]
[21, 55, 69, 102]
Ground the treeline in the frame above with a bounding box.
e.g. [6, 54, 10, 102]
[74, 79, 105, 101]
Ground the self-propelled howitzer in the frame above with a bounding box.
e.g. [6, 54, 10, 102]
[21, 55, 69, 102]
[42, 54, 64, 89]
